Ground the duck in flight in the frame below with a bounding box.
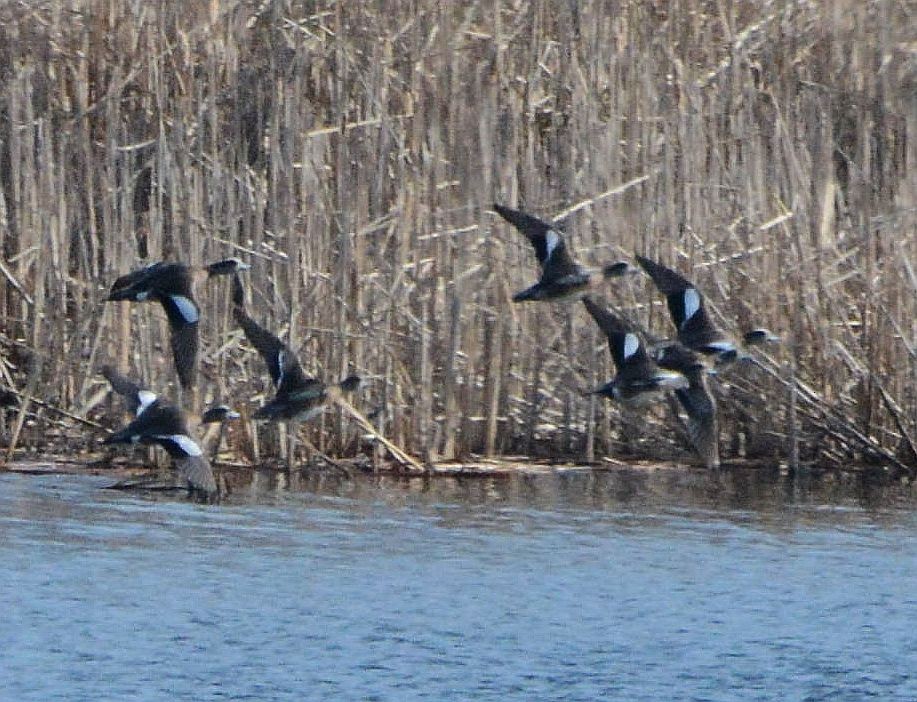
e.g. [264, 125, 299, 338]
[100, 365, 239, 495]
[231, 275, 361, 425]
[654, 343, 720, 469]
[582, 296, 688, 405]
[635, 255, 735, 364]
[493, 204, 631, 302]
[635, 255, 777, 367]
[106, 258, 250, 390]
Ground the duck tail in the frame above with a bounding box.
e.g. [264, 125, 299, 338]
[602, 261, 635, 279]
[338, 375, 362, 394]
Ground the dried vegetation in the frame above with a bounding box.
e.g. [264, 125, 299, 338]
[0, 0, 914, 472]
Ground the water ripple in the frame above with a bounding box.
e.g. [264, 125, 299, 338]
[0, 469, 915, 701]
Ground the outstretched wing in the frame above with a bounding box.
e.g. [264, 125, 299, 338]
[494, 203, 580, 278]
[157, 291, 200, 391]
[635, 255, 701, 329]
[676, 379, 719, 469]
[232, 275, 309, 393]
[582, 296, 653, 373]
[172, 454, 217, 494]
[101, 365, 159, 417]
[635, 255, 728, 349]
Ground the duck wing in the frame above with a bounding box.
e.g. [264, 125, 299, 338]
[635, 255, 729, 352]
[582, 297, 655, 375]
[107, 263, 199, 389]
[676, 378, 719, 469]
[494, 204, 580, 278]
[232, 275, 309, 393]
[100, 365, 159, 417]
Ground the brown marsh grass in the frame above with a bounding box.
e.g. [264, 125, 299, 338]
[0, 0, 914, 473]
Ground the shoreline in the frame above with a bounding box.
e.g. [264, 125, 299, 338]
[2, 454, 907, 482]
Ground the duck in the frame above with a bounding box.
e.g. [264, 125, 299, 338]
[582, 296, 688, 405]
[493, 204, 632, 302]
[106, 258, 250, 390]
[635, 255, 779, 367]
[231, 275, 362, 424]
[654, 343, 720, 469]
[634, 255, 739, 365]
[100, 365, 239, 495]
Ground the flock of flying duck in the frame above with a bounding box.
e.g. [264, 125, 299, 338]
[101, 260, 362, 496]
[99, 203, 776, 497]
[492, 203, 778, 471]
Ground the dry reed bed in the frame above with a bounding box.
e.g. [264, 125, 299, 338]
[0, 0, 914, 472]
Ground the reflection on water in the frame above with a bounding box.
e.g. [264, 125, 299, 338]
[1, 467, 915, 701]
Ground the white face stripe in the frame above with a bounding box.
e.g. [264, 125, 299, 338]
[623, 333, 640, 360]
[170, 295, 199, 324]
[682, 288, 700, 326]
[156, 434, 203, 456]
[136, 390, 158, 416]
[545, 230, 561, 261]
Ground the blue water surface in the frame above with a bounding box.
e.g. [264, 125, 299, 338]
[0, 468, 914, 701]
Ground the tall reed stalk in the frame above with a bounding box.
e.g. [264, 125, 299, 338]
[0, 0, 913, 472]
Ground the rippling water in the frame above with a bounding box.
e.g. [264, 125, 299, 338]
[1, 467, 915, 701]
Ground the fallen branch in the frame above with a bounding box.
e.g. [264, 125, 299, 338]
[332, 394, 425, 472]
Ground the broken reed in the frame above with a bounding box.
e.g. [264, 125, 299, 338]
[0, 0, 914, 471]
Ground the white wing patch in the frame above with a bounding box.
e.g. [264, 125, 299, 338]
[136, 290, 149, 301]
[170, 295, 199, 324]
[682, 288, 701, 326]
[657, 370, 689, 390]
[707, 340, 736, 353]
[545, 230, 561, 262]
[623, 333, 640, 360]
[136, 390, 158, 416]
[276, 350, 286, 388]
[157, 434, 203, 457]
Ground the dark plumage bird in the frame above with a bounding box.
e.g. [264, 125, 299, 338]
[101, 366, 239, 495]
[493, 204, 631, 302]
[231, 275, 361, 423]
[655, 344, 720, 469]
[635, 255, 737, 364]
[582, 296, 688, 405]
[106, 258, 250, 390]
[635, 255, 778, 367]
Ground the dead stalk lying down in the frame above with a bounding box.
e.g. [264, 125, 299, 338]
[331, 394, 425, 473]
